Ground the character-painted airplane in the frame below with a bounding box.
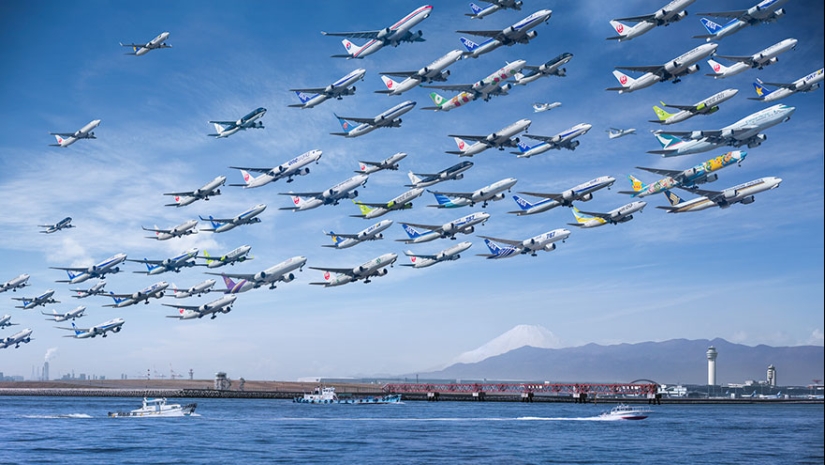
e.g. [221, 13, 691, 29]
[651, 88, 739, 125]
[513, 123, 592, 157]
[622, 150, 748, 198]
[466, 0, 524, 20]
[447, 119, 531, 157]
[128, 248, 198, 275]
[59, 318, 124, 339]
[607, 0, 695, 41]
[39, 217, 75, 234]
[164, 294, 237, 320]
[199, 204, 267, 233]
[648, 132, 723, 157]
[0, 314, 19, 329]
[458, 9, 553, 58]
[104, 282, 169, 307]
[324, 5, 433, 59]
[693, 0, 789, 42]
[310, 253, 398, 286]
[42, 306, 86, 322]
[207, 256, 307, 290]
[750, 68, 824, 102]
[331, 101, 416, 137]
[71, 280, 107, 299]
[706, 38, 797, 78]
[478, 228, 571, 258]
[377, 50, 464, 95]
[568, 202, 647, 228]
[397, 211, 490, 243]
[608, 43, 718, 93]
[208, 107, 266, 138]
[49, 120, 100, 147]
[403, 241, 473, 268]
[517, 176, 616, 208]
[324, 219, 394, 249]
[230, 149, 322, 188]
[533, 102, 561, 113]
[199, 245, 253, 268]
[658, 177, 782, 212]
[423, 60, 526, 102]
[355, 152, 407, 174]
[428, 178, 517, 208]
[421, 91, 477, 111]
[513, 53, 573, 85]
[1, 274, 30, 293]
[120, 31, 171, 56]
[51, 253, 127, 284]
[279, 174, 369, 211]
[142, 219, 198, 240]
[289, 68, 365, 109]
[171, 279, 216, 299]
[12, 289, 58, 309]
[0, 328, 33, 349]
[607, 127, 636, 139]
[164, 176, 226, 207]
[406, 161, 474, 188]
[351, 188, 424, 219]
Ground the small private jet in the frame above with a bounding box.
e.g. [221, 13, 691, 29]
[607, 127, 636, 139]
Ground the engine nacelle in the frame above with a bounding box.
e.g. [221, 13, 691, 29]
[298, 167, 310, 176]
[747, 134, 766, 148]
[499, 83, 512, 93]
[705, 173, 718, 183]
[561, 190, 576, 201]
[454, 173, 464, 181]
[254, 271, 267, 281]
[654, 8, 667, 20]
[281, 273, 295, 283]
[375, 268, 389, 277]
[491, 193, 505, 201]
[419, 66, 429, 75]
[525, 30, 537, 40]
[222, 307, 231, 314]
[690, 130, 704, 139]
[113, 326, 121, 333]
[617, 215, 633, 223]
[685, 64, 700, 74]
[674, 10, 688, 21]
[347, 86, 356, 95]
[325, 188, 337, 198]
[515, 1, 523, 7]
[580, 192, 593, 202]
[348, 190, 358, 199]
[664, 60, 681, 74]
[374, 233, 383, 240]
[235, 119, 243, 127]
[740, 195, 755, 205]
[324, 84, 334, 94]
[544, 243, 556, 252]
[441, 70, 451, 79]
[764, 57, 778, 66]
[376, 27, 392, 40]
[463, 226, 475, 235]
[569, 140, 581, 149]
[161, 258, 173, 267]
[774, 8, 785, 17]
[504, 26, 517, 36]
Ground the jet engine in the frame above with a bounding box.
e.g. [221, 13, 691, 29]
[674, 10, 688, 21]
[325, 188, 337, 198]
[347, 190, 358, 199]
[486, 133, 498, 142]
[525, 30, 538, 41]
[324, 84, 334, 94]
[222, 307, 231, 314]
[374, 233, 384, 240]
[454, 173, 464, 180]
[235, 119, 243, 127]
[375, 268, 389, 277]
[580, 193, 593, 202]
[617, 215, 633, 223]
[491, 193, 505, 201]
[762, 57, 778, 67]
[690, 130, 704, 139]
[747, 134, 766, 148]
[376, 27, 392, 40]
[161, 258, 173, 267]
[561, 190, 576, 201]
[740, 195, 755, 205]
[705, 173, 718, 183]
[298, 167, 310, 176]
[568, 140, 581, 149]
[665, 60, 682, 74]
[419, 66, 429, 76]
[463, 226, 475, 235]
[514, 1, 523, 7]
[499, 83, 512, 93]
[113, 326, 122, 332]
[281, 273, 295, 283]
[544, 243, 556, 252]
[685, 64, 700, 74]
[774, 8, 785, 18]
[504, 26, 517, 36]
[253, 271, 267, 281]
[654, 8, 668, 20]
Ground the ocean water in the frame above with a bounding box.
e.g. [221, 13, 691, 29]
[0, 396, 821, 464]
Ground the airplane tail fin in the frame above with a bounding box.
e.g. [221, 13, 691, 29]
[483, 238, 504, 255]
[428, 91, 447, 108]
[203, 250, 213, 266]
[607, 20, 631, 40]
[662, 189, 684, 207]
[335, 114, 355, 134]
[295, 91, 314, 104]
[512, 194, 535, 211]
[220, 274, 238, 292]
[71, 322, 82, 336]
[407, 171, 422, 186]
[468, 3, 484, 16]
[239, 169, 255, 186]
[208, 215, 221, 229]
[706, 59, 728, 77]
[628, 175, 647, 194]
[612, 70, 635, 87]
[451, 137, 469, 155]
[53, 134, 65, 145]
[353, 200, 373, 217]
[326, 231, 344, 246]
[654, 132, 683, 148]
[752, 80, 773, 99]
[109, 292, 125, 305]
[145, 261, 159, 273]
[212, 123, 226, 135]
[341, 39, 364, 58]
[700, 17, 723, 35]
[66, 270, 79, 281]
[380, 75, 401, 93]
[400, 223, 424, 239]
[652, 105, 674, 122]
[566, 206, 592, 227]
[431, 193, 454, 207]
[459, 37, 480, 53]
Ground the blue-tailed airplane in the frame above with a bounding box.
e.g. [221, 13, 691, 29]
[59, 318, 124, 339]
[331, 101, 416, 138]
[512, 123, 592, 157]
[396, 211, 490, 243]
[12, 289, 58, 309]
[466, 0, 523, 20]
[693, 0, 789, 41]
[513, 53, 574, 85]
[658, 177, 782, 213]
[51, 253, 127, 284]
[0, 328, 33, 349]
[324, 219, 394, 249]
[568, 202, 647, 228]
[621, 151, 748, 198]
[324, 5, 432, 59]
[750, 68, 824, 102]
[406, 161, 474, 188]
[427, 178, 518, 208]
[403, 241, 473, 268]
[230, 149, 323, 188]
[208, 107, 266, 138]
[478, 228, 571, 258]
[458, 9, 553, 58]
[128, 248, 198, 275]
[39, 217, 74, 234]
[289, 69, 365, 109]
[104, 282, 168, 307]
[120, 32, 171, 56]
[200, 204, 266, 233]
[1, 274, 30, 293]
[517, 176, 616, 208]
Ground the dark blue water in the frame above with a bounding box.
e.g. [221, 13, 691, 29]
[1, 397, 821, 464]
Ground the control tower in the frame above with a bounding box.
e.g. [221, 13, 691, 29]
[706, 346, 718, 385]
[767, 365, 776, 386]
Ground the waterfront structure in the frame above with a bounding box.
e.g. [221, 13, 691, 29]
[707, 346, 718, 385]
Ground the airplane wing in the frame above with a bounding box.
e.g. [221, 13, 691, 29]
[455, 29, 503, 39]
[575, 209, 610, 219]
[694, 9, 748, 19]
[334, 115, 376, 125]
[120, 43, 143, 48]
[403, 250, 438, 260]
[381, 70, 417, 78]
[308, 266, 357, 277]
[422, 83, 473, 92]
[125, 258, 163, 265]
[321, 30, 382, 40]
[477, 235, 522, 247]
[56, 325, 89, 332]
[678, 186, 723, 198]
[229, 166, 273, 174]
[324, 231, 359, 239]
[163, 190, 196, 197]
[636, 166, 683, 177]
[141, 226, 171, 234]
[208, 120, 236, 125]
[523, 134, 560, 143]
[517, 191, 563, 201]
[398, 221, 441, 232]
[48, 132, 76, 137]
[288, 86, 327, 93]
[615, 65, 664, 74]
[49, 266, 88, 272]
[661, 103, 700, 111]
[161, 303, 200, 311]
[426, 190, 473, 200]
[715, 54, 754, 65]
[204, 272, 256, 280]
[199, 217, 233, 223]
[613, 13, 656, 22]
[277, 191, 322, 197]
[446, 134, 486, 142]
[757, 80, 796, 89]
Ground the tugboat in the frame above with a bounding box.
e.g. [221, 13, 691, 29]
[293, 386, 401, 404]
[108, 397, 198, 417]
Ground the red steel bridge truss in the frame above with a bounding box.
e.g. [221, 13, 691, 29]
[382, 382, 659, 397]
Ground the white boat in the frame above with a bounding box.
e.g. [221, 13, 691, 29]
[108, 397, 197, 418]
[293, 386, 401, 405]
[600, 404, 651, 420]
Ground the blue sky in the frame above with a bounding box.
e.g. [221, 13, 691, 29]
[0, 0, 822, 382]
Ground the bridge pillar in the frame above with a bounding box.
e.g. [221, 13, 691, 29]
[473, 391, 485, 401]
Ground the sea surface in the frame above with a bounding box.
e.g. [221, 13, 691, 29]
[0, 396, 822, 464]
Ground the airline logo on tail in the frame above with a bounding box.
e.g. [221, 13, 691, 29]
[354, 201, 374, 216]
[629, 175, 645, 193]
[469, 3, 483, 15]
[460, 37, 480, 52]
[401, 224, 424, 238]
[513, 195, 533, 210]
[428, 92, 446, 107]
[337, 116, 354, 133]
[71, 322, 82, 336]
[652, 106, 674, 121]
[654, 133, 684, 148]
[753, 81, 771, 98]
[295, 91, 314, 104]
[700, 18, 723, 34]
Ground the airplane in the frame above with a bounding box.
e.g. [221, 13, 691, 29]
[120, 31, 171, 56]
[421, 91, 478, 112]
[622, 150, 748, 198]
[355, 152, 407, 174]
[310, 253, 398, 286]
[279, 174, 369, 211]
[142, 219, 199, 240]
[199, 245, 253, 268]
[128, 248, 199, 275]
[517, 175, 616, 208]
[0, 314, 19, 329]
[507, 194, 562, 216]
[289, 68, 366, 109]
[653, 103, 796, 150]
[533, 102, 561, 113]
[693, 0, 790, 42]
[331, 101, 416, 138]
[466, 0, 524, 20]
[377, 49, 464, 97]
[51, 252, 127, 284]
[164, 294, 237, 320]
[59, 318, 125, 339]
[350, 188, 424, 219]
[706, 38, 797, 78]
[206, 256, 307, 290]
[199, 204, 267, 233]
[607, 127, 636, 139]
[39, 217, 75, 234]
[323, 219, 394, 249]
[427, 178, 518, 208]
[1, 274, 30, 293]
[750, 68, 825, 102]
[324, 5, 433, 59]
[423, 60, 526, 102]
[447, 119, 532, 156]
[208, 107, 266, 138]
[648, 132, 725, 157]
[103, 282, 169, 307]
[49, 120, 100, 147]
[70, 280, 107, 299]
[478, 228, 571, 258]
[12, 289, 58, 309]
[397, 211, 491, 243]
[606, 0, 695, 41]
[170, 279, 217, 299]
[651, 88, 740, 125]
[658, 177, 782, 213]
[513, 53, 574, 85]
[458, 9, 553, 59]
[512, 123, 593, 157]
[229, 149, 323, 188]
[0, 328, 33, 349]
[609, 43, 718, 92]
[568, 202, 647, 228]
[403, 241, 473, 268]
[164, 176, 227, 207]
[42, 306, 86, 322]
[406, 161, 474, 188]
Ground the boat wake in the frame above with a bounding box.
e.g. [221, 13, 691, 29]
[23, 413, 93, 419]
[518, 416, 623, 421]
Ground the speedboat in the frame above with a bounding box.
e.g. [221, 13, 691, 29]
[108, 397, 197, 417]
[600, 404, 651, 420]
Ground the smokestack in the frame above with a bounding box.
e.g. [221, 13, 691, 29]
[44, 361, 49, 381]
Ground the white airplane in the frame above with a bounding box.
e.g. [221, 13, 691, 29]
[533, 102, 561, 113]
[0, 314, 19, 329]
[568, 201, 647, 228]
[199, 245, 253, 268]
[423, 60, 527, 102]
[331, 101, 416, 138]
[377, 50, 464, 96]
[51, 252, 127, 284]
[355, 152, 407, 174]
[171, 279, 217, 299]
[648, 132, 725, 157]
[289, 68, 365, 109]
[447, 119, 532, 157]
[406, 161, 474, 188]
[230, 149, 323, 188]
[1, 274, 30, 293]
[12, 289, 58, 309]
[207, 256, 307, 290]
[478, 228, 571, 258]
[608, 43, 718, 93]
[607, 0, 695, 41]
[750, 68, 824, 102]
[42, 306, 86, 322]
[658, 177, 782, 212]
[142, 219, 199, 240]
[120, 31, 171, 56]
[421, 90, 477, 112]
[164, 176, 226, 207]
[351, 188, 424, 219]
[310, 253, 398, 286]
[279, 174, 369, 211]
[199, 204, 267, 233]
[128, 248, 198, 275]
[517, 176, 616, 208]
[208, 107, 266, 138]
[706, 38, 797, 79]
[324, 220, 394, 249]
[512, 123, 592, 158]
[466, 0, 523, 20]
[403, 241, 473, 268]
[49, 120, 100, 147]
[324, 5, 433, 59]
[60, 318, 125, 339]
[164, 294, 237, 320]
[428, 178, 518, 208]
[458, 9, 553, 59]
[397, 211, 491, 243]
[0, 328, 33, 349]
[513, 53, 574, 85]
[104, 282, 169, 307]
[70, 280, 107, 299]
[693, 0, 789, 42]
[39, 217, 75, 234]
[651, 88, 740, 125]
[607, 127, 636, 139]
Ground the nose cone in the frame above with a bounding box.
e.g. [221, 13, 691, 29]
[580, 123, 593, 133]
[772, 177, 783, 187]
